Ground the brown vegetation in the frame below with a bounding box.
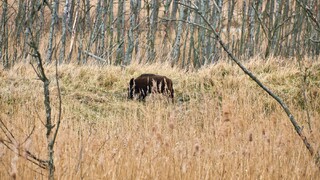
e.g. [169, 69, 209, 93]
[0, 57, 319, 179]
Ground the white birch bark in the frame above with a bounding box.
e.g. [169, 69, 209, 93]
[171, 0, 185, 65]
[46, 0, 58, 63]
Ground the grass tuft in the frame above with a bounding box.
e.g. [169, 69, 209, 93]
[0, 57, 320, 179]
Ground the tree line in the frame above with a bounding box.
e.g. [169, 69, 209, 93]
[0, 0, 319, 69]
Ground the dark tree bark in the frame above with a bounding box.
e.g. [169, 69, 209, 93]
[1, 0, 9, 68]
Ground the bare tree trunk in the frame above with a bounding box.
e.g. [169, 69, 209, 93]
[78, 23, 84, 64]
[248, 0, 255, 58]
[189, 13, 197, 68]
[181, 25, 189, 68]
[179, 2, 320, 169]
[317, 0, 320, 56]
[171, 0, 185, 66]
[162, 0, 173, 54]
[291, 0, 302, 56]
[282, 0, 290, 57]
[85, 0, 91, 29]
[272, 0, 283, 56]
[28, 13, 54, 178]
[134, 0, 141, 62]
[29, 39, 62, 180]
[60, 0, 70, 64]
[84, 0, 102, 63]
[116, 0, 125, 65]
[1, 0, 9, 69]
[67, 0, 80, 63]
[107, 0, 114, 65]
[14, 0, 25, 63]
[211, 0, 223, 63]
[226, 0, 235, 47]
[202, 0, 210, 65]
[239, 1, 247, 58]
[15, 0, 25, 43]
[23, 1, 32, 61]
[171, 0, 179, 27]
[182, 7, 190, 68]
[125, 0, 139, 65]
[46, 0, 58, 63]
[99, 0, 109, 59]
[94, 0, 103, 56]
[68, 0, 75, 29]
[35, 0, 44, 47]
[147, 0, 160, 62]
[254, 0, 263, 56]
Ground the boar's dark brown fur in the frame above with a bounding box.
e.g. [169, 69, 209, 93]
[128, 74, 174, 102]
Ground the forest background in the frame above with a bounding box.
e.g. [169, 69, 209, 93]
[0, 0, 320, 179]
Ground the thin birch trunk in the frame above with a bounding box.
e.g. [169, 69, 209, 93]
[181, 25, 189, 68]
[188, 13, 197, 68]
[272, 0, 283, 56]
[60, 0, 69, 64]
[182, 7, 190, 68]
[116, 0, 125, 65]
[99, 0, 109, 59]
[171, 0, 185, 66]
[1, 0, 9, 68]
[23, 1, 31, 61]
[254, 0, 263, 56]
[85, 0, 91, 29]
[291, 1, 302, 57]
[67, 0, 80, 63]
[248, 1, 255, 57]
[284, 0, 291, 57]
[125, 0, 139, 65]
[171, 0, 179, 27]
[94, 0, 103, 56]
[211, 0, 223, 63]
[78, 24, 84, 64]
[107, 0, 114, 64]
[227, 0, 235, 47]
[265, 0, 275, 58]
[14, 0, 26, 62]
[67, 0, 74, 30]
[197, 0, 205, 65]
[162, 0, 172, 56]
[316, 0, 320, 55]
[202, 0, 210, 65]
[29, 40, 61, 180]
[239, 1, 247, 58]
[36, 0, 44, 47]
[14, 0, 24, 50]
[46, 0, 58, 63]
[134, 0, 141, 62]
[147, 0, 160, 62]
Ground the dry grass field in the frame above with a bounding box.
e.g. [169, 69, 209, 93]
[0, 57, 320, 179]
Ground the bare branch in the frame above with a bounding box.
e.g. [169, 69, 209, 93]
[52, 56, 62, 145]
[178, 1, 320, 168]
[83, 50, 107, 63]
[0, 118, 48, 169]
[295, 0, 320, 32]
[310, 38, 320, 43]
[0, 118, 15, 143]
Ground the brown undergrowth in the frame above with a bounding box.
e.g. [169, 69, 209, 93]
[0, 57, 320, 179]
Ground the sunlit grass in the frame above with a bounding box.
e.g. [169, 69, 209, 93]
[0, 57, 320, 179]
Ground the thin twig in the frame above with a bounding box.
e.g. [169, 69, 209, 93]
[178, 1, 319, 168]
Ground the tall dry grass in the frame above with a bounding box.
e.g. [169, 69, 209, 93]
[0, 57, 320, 179]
